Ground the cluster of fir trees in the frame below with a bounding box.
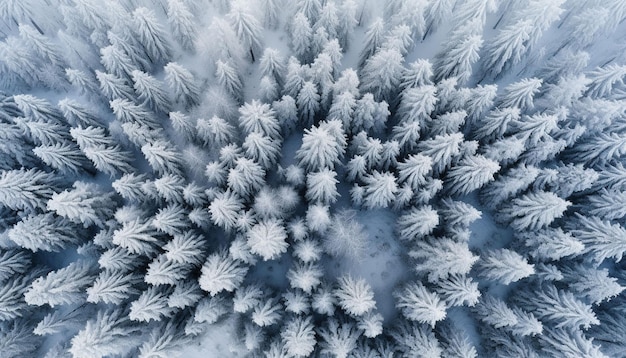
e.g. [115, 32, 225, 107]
[0, 0, 626, 357]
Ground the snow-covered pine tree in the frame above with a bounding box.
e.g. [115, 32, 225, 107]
[129, 286, 173, 322]
[516, 285, 599, 330]
[317, 319, 361, 358]
[519, 227, 584, 261]
[417, 132, 464, 175]
[540, 327, 607, 358]
[252, 297, 283, 327]
[474, 295, 518, 329]
[8, 213, 83, 252]
[24, 260, 94, 307]
[397, 206, 439, 241]
[445, 155, 500, 196]
[167, 0, 197, 52]
[435, 274, 480, 307]
[47, 181, 116, 228]
[360, 171, 398, 209]
[561, 264, 624, 305]
[291, 12, 313, 62]
[69, 309, 140, 358]
[131, 70, 170, 113]
[112, 218, 160, 256]
[305, 168, 339, 205]
[480, 164, 539, 209]
[334, 275, 376, 317]
[477, 249, 534, 285]
[164, 62, 201, 108]
[434, 19, 483, 84]
[496, 191, 570, 231]
[409, 237, 478, 282]
[281, 316, 316, 357]
[390, 321, 443, 357]
[360, 47, 404, 102]
[394, 281, 447, 327]
[132, 7, 171, 64]
[568, 214, 626, 264]
[199, 250, 248, 296]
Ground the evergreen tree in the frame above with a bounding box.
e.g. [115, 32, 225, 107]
[474, 295, 518, 329]
[317, 319, 360, 357]
[112, 218, 160, 256]
[100, 45, 135, 80]
[568, 214, 626, 264]
[480, 164, 539, 209]
[0, 249, 30, 283]
[24, 261, 94, 307]
[562, 264, 624, 304]
[281, 316, 316, 357]
[197, 116, 237, 148]
[498, 77, 542, 110]
[227, 1, 263, 62]
[297, 81, 320, 126]
[394, 282, 447, 327]
[358, 18, 384, 68]
[168, 280, 203, 309]
[445, 155, 500, 196]
[519, 227, 584, 261]
[397, 206, 439, 241]
[152, 204, 190, 236]
[334, 275, 376, 317]
[360, 47, 404, 101]
[477, 249, 534, 285]
[69, 309, 140, 358]
[517, 285, 599, 329]
[96, 70, 135, 101]
[391, 321, 443, 357]
[9, 213, 82, 252]
[164, 62, 201, 107]
[417, 133, 464, 175]
[87, 269, 141, 305]
[540, 327, 607, 358]
[252, 297, 283, 327]
[194, 295, 230, 325]
[47, 181, 116, 228]
[291, 12, 312, 62]
[435, 274, 480, 307]
[33, 142, 93, 175]
[137, 320, 191, 358]
[199, 250, 248, 296]
[424, 0, 455, 39]
[131, 70, 170, 113]
[398, 85, 438, 124]
[409, 237, 478, 282]
[239, 99, 281, 138]
[132, 7, 171, 63]
[215, 59, 243, 104]
[167, 0, 197, 52]
[568, 132, 626, 167]
[129, 286, 173, 322]
[482, 20, 533, 78]
[361, 171, 398, 209]
[247, 219, 289, 261]
[305, 168, 339, 205]
[209, 190, 244, 232]
[243, 132, 281, 169]
[141, 140, 185, 176]
[164, 232, 206, 266]
[287, 262, 323, 293]
[434, 19, 483, 84]
[497, 191, 570, 231]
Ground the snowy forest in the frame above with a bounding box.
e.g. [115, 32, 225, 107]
[1, 0, 626, 356]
